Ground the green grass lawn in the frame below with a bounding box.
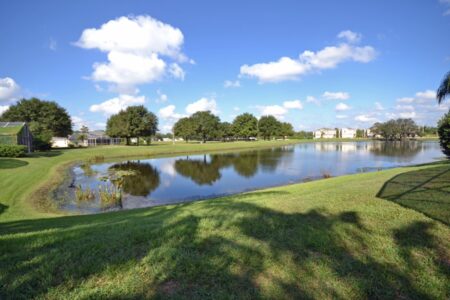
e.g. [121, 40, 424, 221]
[0, 141, 449, 299]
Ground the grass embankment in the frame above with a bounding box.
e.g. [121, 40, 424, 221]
[0, 141, 449, 299]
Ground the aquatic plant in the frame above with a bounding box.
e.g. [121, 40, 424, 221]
[322, 172, 332, 179]
[74, 185, 95, 202]
[98, 184, 122, 210]
[79, 163, 96, 177]
[88, 155, 105, 163]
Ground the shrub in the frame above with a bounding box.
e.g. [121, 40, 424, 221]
[33, 130, 53, 151]
[0, 144, 27, 157]
[438, 111, 450, 158]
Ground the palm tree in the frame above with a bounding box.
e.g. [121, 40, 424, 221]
[437, 71, 450, 104]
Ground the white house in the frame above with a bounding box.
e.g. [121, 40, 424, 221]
[51, 137, 70, 148]
[314, 128, 336, 139]
[340, 128, 357, 138]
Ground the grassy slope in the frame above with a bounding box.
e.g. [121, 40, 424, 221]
[0, 141, 449, 299]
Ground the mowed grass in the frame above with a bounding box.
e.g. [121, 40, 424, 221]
[377, 163, 450, 225]
[0, 141, 449, 299]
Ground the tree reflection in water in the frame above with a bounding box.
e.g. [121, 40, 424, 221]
[369, 141, 423, 162]
[174, 155, 222, 185]
[174, 147, 293, 185]
[109, 161, 160, 196]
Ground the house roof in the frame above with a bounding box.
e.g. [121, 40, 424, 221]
[0, 122, 25, 135]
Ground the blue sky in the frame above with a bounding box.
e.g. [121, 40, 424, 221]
[0, 0, 449, 132]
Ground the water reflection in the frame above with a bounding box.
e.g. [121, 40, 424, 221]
[174, 147, 292, 185]
[368, 141, 424, 161]
[109, 161, 160, 196]
[174, 156, 222, 185]
[59, 141, 443, 213]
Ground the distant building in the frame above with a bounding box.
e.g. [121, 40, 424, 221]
[365, 129, 381, 138]
[314, 128, 336, 139]
[51, 137, 70, 148]
[340, 128, 357, 139]
[0, 122, 33, 152]
[69, 130, 122, 147]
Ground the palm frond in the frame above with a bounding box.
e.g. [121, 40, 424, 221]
[437, 71, 450, 104]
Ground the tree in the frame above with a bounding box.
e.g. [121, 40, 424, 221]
[106, 106, 158, 145]
[173, 117, 197, 142]
[370, 118, 418, 140]
[106, 111, 128, 141]
[437, 71, 450, 104]
[78, 125, 89, 144]
[258, 115, 281, 140]
[190, 111, 220, 143]
[125, 106, 158, 145]
[356, 129, 365, 138]
[280, 122, 294, 139]
[217, 122, 233, 141]
[232, 113, 258, 139]
[0, 98, 72, 150]
[294, 131, 313, 139]
[335, 128, 340, 139]
[438, 111, 450, 158]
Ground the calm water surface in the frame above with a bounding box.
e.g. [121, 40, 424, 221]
[58, 141, 444, 213]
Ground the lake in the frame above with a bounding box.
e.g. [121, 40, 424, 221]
[57, 141, 444, 213]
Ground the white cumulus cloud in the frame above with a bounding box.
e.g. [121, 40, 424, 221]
[395, 104, 415, 111]
[0, 105, 9, 115]
[283, 99, 303, 109]
[306, 95, 320, 105]
[257, 105, 288, 119]
[169, 63, 185, 80]
[155, 90, 168, 103]
[0, 77, 21, 103]
[322, 91, 350, 100]
[159, 104, 184, 120]
[240, 32, 376, 83]
[337, 30, 362, 43]
[224, 80, 241, 88]
[396, 90, 436, 105]
[90, 94, 146, 115]
[76, 15, 188, 92]
[185, 97, 218, 115]
[375, 102, 384, 110]
[398, 111, 417, 118]
[355, 114, 379, 122]
[335, 102, 351, 111]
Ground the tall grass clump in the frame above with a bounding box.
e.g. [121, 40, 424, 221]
[75, 185, 95, 202]
[98, 184, 122, 210]
[88, 155, 105, 163]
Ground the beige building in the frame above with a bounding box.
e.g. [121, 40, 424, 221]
[340, 128, 357, 138]
[314, 128, 336, 139]
[51, 137, 70, 148]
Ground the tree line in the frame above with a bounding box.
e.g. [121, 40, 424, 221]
[173, 111, 295, 143]
[370, 118, 419, 140]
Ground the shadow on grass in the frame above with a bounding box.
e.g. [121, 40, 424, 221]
[0, 203, 7, 215]
[377, 162, 450, 225]
[0, 159, 28, 169]
[0, 191, 448, 299]
[27, 150, 62, 158]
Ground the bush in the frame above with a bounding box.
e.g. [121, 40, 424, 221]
[0, 144, 27, 157]
[33, 130, 53, 150]
[438, 111, 450, 158]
